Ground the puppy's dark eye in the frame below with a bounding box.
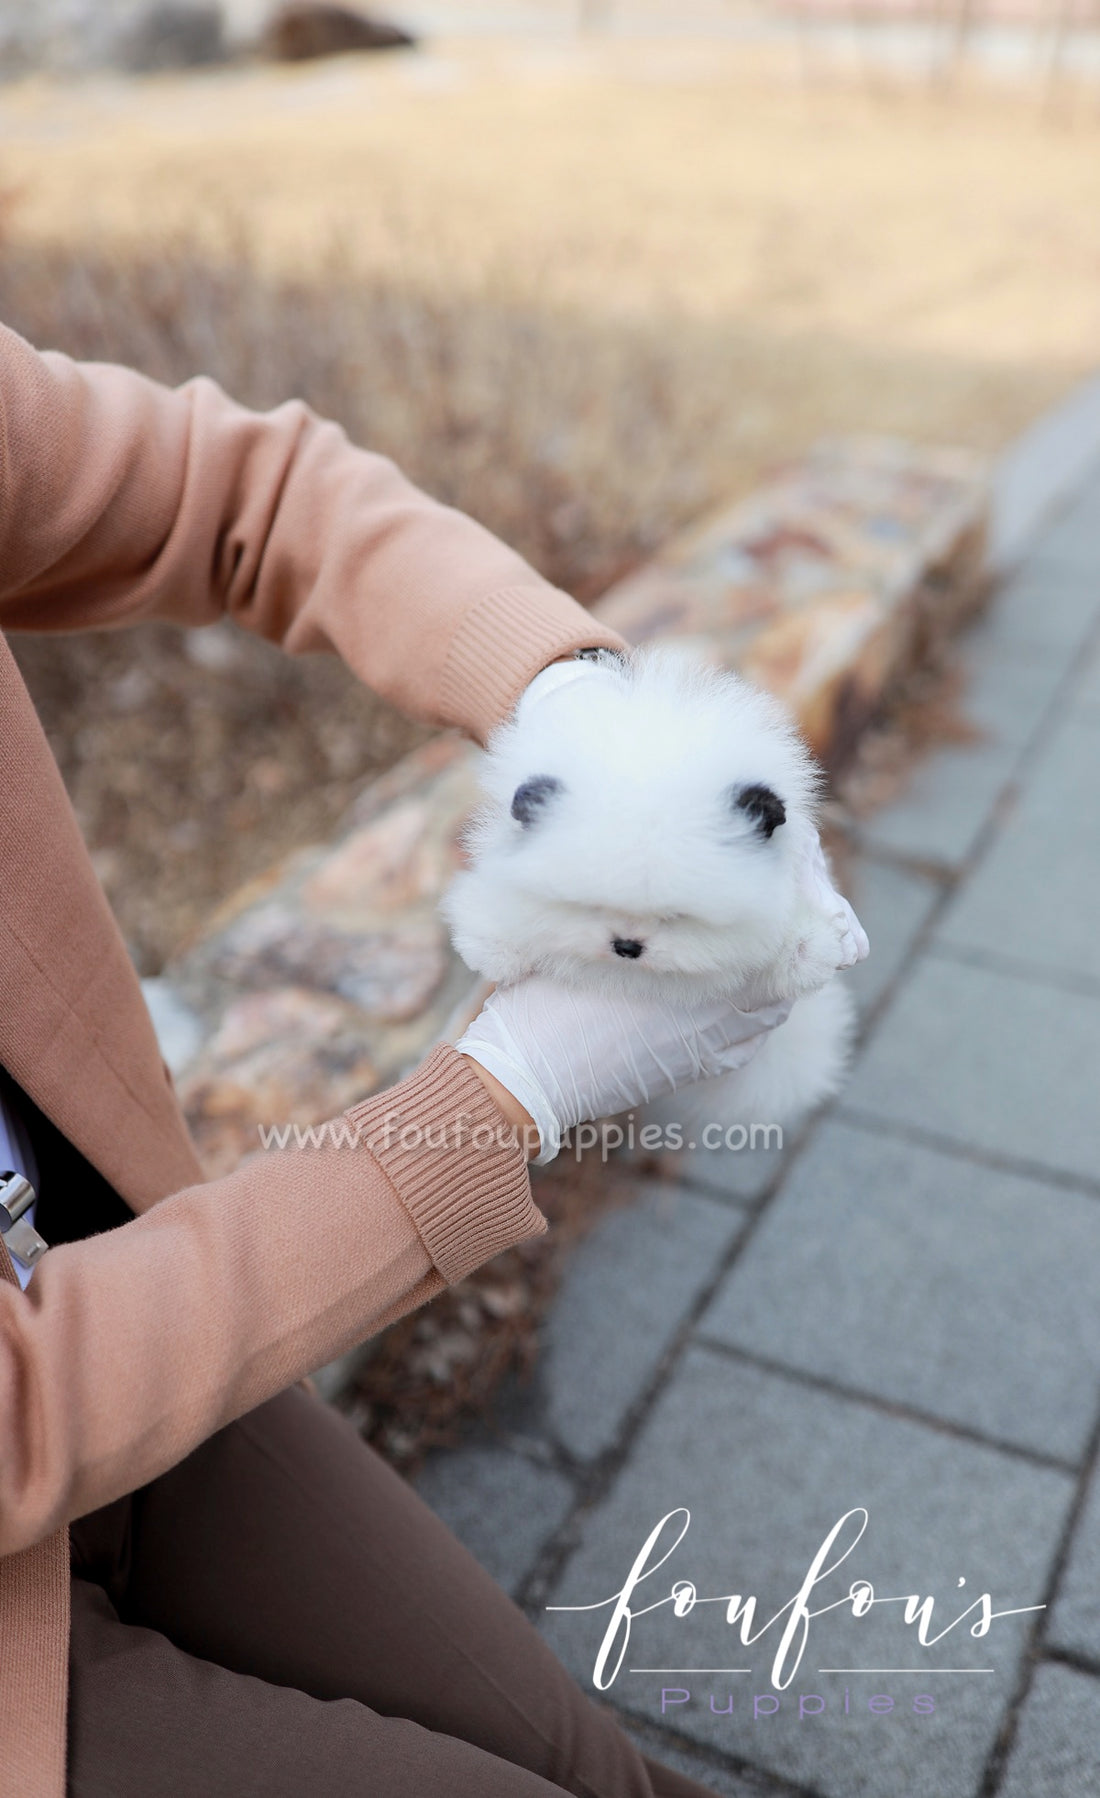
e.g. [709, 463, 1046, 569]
[511, 776, 564, 827]
[730, 782, 786, 839]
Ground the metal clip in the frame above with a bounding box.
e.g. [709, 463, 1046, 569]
[0, 1170, 49, 1269]
[0, 1170, 35, 1227]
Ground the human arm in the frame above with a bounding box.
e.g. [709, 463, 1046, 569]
[0, 968, 797, 1554]
[464, 1059, 538, 1152]
[0, 1046, 539, 1555]
[0, 323, 625, 743]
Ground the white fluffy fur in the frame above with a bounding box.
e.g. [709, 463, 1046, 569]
[442, 648, 857, 1126]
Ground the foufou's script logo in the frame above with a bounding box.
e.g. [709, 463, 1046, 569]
[546, 1507, 1043, 1692]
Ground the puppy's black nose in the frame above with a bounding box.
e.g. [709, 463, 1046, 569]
[612, 937, 645, 960]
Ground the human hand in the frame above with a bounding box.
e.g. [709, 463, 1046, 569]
[456, 976, 791, 1166]
[513, 649, 616, 721]
[801, 831, 868, 971]
[763, 825, 869, 1004]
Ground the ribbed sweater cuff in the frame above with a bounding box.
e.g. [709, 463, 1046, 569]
[344, 1044, 546, 1285]
[438, 584, 628, 743]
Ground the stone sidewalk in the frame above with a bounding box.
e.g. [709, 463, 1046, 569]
[414, 465, 1100, 1797]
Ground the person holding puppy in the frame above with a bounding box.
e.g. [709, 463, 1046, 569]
[0, 321, 805, 1798]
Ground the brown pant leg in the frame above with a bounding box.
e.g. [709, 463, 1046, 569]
[68, 1577, 577, 1797]
[71, 1387, 711, 1798]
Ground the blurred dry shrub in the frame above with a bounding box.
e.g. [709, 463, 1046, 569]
[0, 233, 723, 603]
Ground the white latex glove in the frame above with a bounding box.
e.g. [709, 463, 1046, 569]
[803, 833, 869, 970]
[788, 828, 870, 986]
[456, 978, 792, 1166]
[515, 651, 610, 718]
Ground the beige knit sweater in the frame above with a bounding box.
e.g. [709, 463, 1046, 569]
[0, 321, 626, 1796]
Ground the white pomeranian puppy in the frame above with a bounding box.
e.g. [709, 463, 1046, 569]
[442, 648, 867, 1128]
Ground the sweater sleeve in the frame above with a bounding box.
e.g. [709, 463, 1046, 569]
[0, 323, 626, 743]
[0, 1046, 544, 1556]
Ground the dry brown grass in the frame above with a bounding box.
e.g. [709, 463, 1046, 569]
[4, 41, 1099, 370]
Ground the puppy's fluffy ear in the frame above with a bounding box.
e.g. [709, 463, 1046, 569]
[511, 775, 565, 827]
[729, 782, 787, 839]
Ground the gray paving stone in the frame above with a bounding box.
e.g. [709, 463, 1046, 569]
[643, 1133, 787, 1208]
[856, 632, 1063, 870]
[1071, 638, 1100, 720]
[1030, 470, 1100, 573]
[513, 1185, 746, 1463]
[956, 620, 1076, 739]
[990, 374, 1100, 573]
[843, 955, 1100, 1188]
[997, 1661, 1100, 1798]
[414, 1444, 575, 1596]
[541, 1349, 1071, 1798]
[1054, 461, 1100, 519]
[936, 711, 1100, 984]
[700, 1119, 1100, 1464]
[999, 525, 1100, 607]
[621, 1720, 791, 1796]
[855, 531, 1100, 877]
[1048, 1470, 1100, 1664]
[853, 734, 1007, 872]
[842, 858, 943, 1020]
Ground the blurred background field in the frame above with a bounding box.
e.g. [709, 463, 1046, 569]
[1, 9, 1098, 969]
